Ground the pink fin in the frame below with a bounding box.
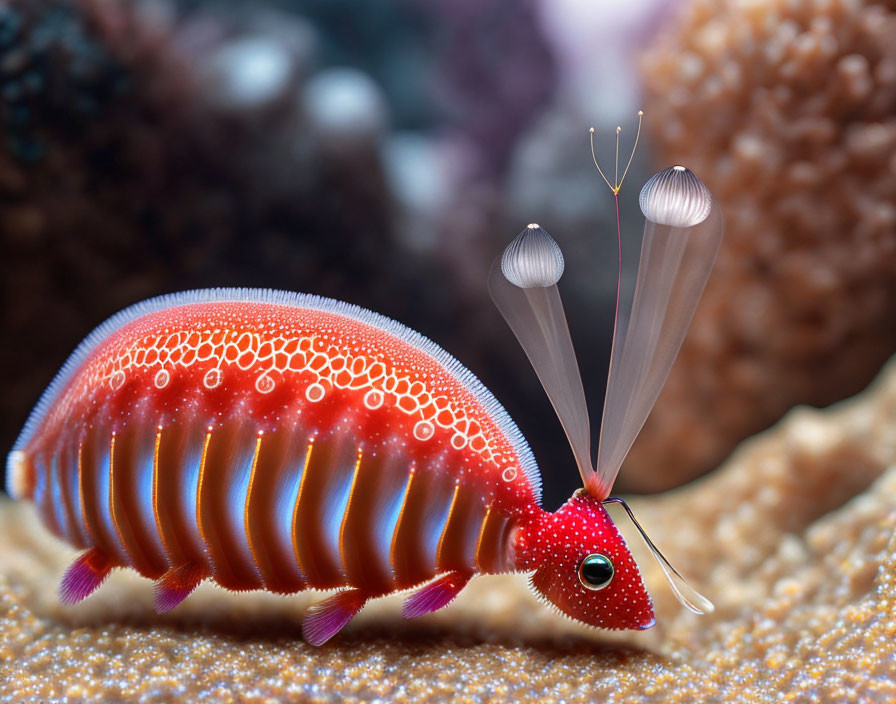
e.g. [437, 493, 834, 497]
[59, 548, 113, 605]
[153, 564, 206, 613]
[402, 571, 471, 619]
[302, 590, 367, 646]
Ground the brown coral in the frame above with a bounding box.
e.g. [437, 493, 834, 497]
[4, 357, 896, 701]
[628, 0, 896, 492]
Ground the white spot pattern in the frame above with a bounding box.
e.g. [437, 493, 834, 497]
[305, 382, 325, 402]
[97, 327, 506, 463]
[14, 290, 541, 502]
[203, 368, 222, 389]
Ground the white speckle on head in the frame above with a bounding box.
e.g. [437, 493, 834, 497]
[501, 225, 565, 288]
[639, 165, 712, 228]
[6, 450, 27, 500]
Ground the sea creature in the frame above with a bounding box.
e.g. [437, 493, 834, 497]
[6, 122, 723, 644]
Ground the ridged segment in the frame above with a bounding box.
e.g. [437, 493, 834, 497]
[500, 225, 565, 289]
[639, 166, 712, 228]
[29, 414, 519, 599]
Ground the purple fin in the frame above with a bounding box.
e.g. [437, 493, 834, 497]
[402, 571, 471, 619]
[59, 548, 113, 605]
[153, 564, 206, 613]
[302, 590, 366, 646]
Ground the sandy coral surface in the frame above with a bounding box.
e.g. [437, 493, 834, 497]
[3, 359, 896, 702]
[629, 0, 896, 492]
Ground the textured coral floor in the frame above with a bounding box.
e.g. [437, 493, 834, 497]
[3, 361, 896, 702]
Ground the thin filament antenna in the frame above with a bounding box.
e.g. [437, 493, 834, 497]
[586, 111, 644, 499]
[614, 126, 620, 189]
[589, 128, 614, 193]
[589, 111, 643, 194]
[618, 111, 643, 191]
[603, 498, 714, 615]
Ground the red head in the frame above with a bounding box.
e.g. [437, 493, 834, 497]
[514, 491, 654, 630]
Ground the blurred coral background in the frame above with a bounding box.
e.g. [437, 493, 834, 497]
[1, 0, 894, 510]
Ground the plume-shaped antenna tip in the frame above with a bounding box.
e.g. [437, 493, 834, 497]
[639, 165, 712, 228]
[500, 225, 565, 289]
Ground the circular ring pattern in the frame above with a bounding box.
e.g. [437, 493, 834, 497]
[203, 368, 223, 389]
[306, 382, 326, 402]
[414, 420, 435, 441]
[110, 371, 126, 390]
[154, 370, 170, 389]
[364, 389, 384, 409]
[255, 375, 275, 394]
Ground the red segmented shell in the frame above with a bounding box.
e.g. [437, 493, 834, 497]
[7, 289, 536, 608]
[10, 289, 541, 510]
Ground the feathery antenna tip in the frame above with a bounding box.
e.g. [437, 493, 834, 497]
[589, 111, 644, 195]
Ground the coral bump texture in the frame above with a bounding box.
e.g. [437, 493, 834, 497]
[4, 356, 896, 701]
[628, 0, 896, 491]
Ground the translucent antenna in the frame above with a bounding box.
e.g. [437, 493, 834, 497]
[603, 497, 714, 615]
[489, 224, 595, 488]
[591, 166, 723, 498]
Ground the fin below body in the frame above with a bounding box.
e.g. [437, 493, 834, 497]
[153, 563, 206, 613]
[302, 589, 368, 646]
[402, 571, 471, 619]
[59, 548, 113, 605]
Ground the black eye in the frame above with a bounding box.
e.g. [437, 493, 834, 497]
[578, 554, 614, 590]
